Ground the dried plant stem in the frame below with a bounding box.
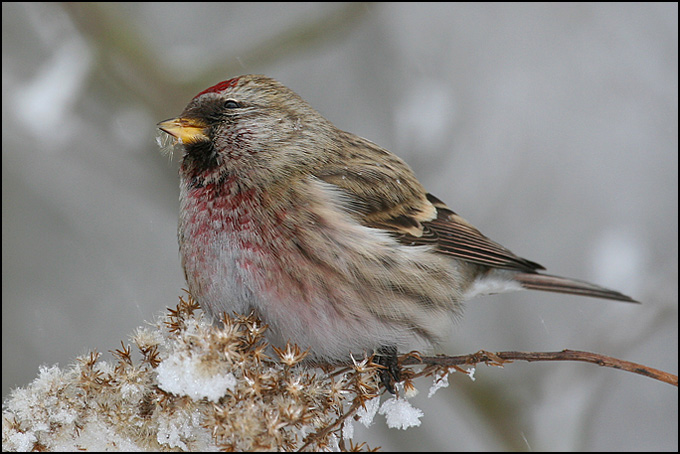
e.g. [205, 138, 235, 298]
[402, 349, 678, 387]
[299, 398, 365, 452]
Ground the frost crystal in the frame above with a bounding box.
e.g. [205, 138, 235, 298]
[356, 395, 381, 427]
[379, 397, 424, 430]
[342, 419, 354, 440]
[428, 369, 451, 397]
[156, 352, 236, 402]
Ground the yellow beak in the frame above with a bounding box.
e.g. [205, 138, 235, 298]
[157, 117, 209, 144]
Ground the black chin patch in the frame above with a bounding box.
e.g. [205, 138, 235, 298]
[183, 139, 219, 183]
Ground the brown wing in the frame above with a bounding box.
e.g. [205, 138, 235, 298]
[314, 131, 544, 273]
[417, 194, 544, 272]
[314, 131, 438, 237]
[313, 131, 639, 302]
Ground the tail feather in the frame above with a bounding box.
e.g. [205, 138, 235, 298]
[513, 273, 639, 303]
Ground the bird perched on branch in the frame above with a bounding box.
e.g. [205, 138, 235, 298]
[158, 75, 636, 389]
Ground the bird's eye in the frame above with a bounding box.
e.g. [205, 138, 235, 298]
[223, 100, 240, 109]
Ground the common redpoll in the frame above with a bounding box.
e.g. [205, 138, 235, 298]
[158, 75, 636, 383]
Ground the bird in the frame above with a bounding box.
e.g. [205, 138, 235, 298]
[158, 74, 637, 389]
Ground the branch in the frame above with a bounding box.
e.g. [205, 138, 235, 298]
[400, 349, 678, 387]
[299, 398, 365, 452]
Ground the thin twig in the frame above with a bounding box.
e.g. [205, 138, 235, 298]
[401, 349, 677, 387]
[299, 398, 365, 452]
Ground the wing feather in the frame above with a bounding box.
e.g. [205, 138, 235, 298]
[313, 131, 543, 273]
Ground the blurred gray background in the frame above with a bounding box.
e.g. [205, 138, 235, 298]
[2, 3, 677, 451]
